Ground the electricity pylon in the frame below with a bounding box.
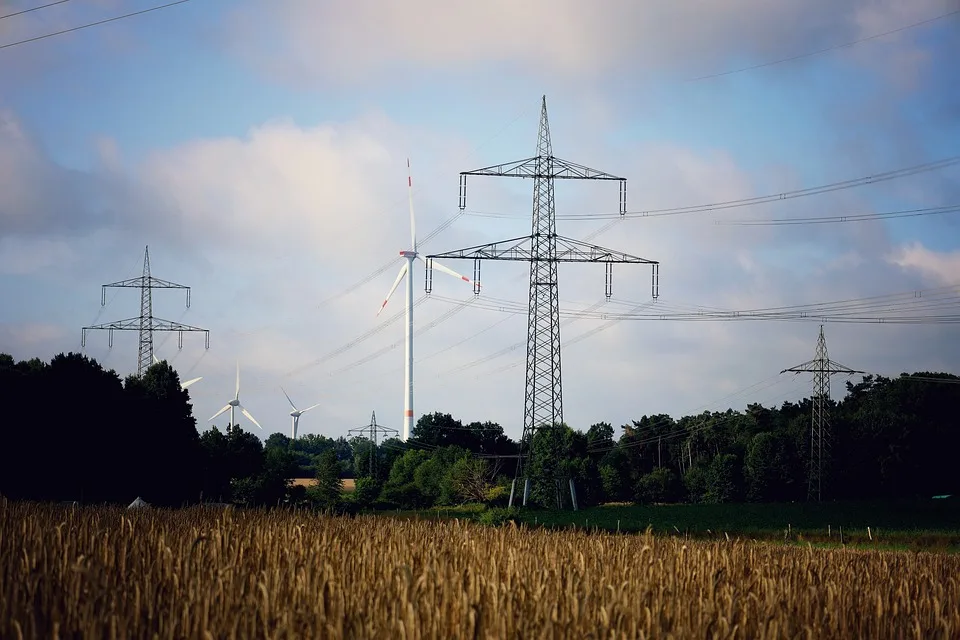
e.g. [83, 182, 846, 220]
[348, 411, 399, 479]
[426, 96, 659, 507]
[82, 246, 209, 377]
[781, 325, 863, 502]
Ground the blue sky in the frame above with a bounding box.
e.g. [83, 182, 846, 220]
[1, 0, 959, 441]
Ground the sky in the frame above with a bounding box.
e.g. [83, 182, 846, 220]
[1, 0, 959, 442]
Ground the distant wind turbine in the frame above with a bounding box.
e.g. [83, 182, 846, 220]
[153, 354, 202, 390]
[378, 158, 477, 441]
[209, 361, 262, 430]
[281, 387, 320, 439]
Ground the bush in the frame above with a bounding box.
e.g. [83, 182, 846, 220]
[478, 506, 520, 526]
[484, 484, 510, 506]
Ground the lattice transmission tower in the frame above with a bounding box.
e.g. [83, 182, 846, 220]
[426, 96, 660, 507]
[348, 411, 399, 479]
[82, 246, 210, 377]
[781, 325, 863, 502]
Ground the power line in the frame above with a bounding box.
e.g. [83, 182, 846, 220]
[427, 283, 960, 324]
[462, 156, 960, 221]
[0, 0, 191, 51]
[717, 203, 960, 226]
[687, 9, 960, 82]
[0, 0, 71, 21]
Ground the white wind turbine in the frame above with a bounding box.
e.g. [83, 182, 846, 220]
[153, 354, 203, 390]
[378, 159, 476, 441]
[208, 361, 262, 430]
[281, 386, 320, 439]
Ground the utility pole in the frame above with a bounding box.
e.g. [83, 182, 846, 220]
[426, 96, 659, 508]
[82, 246, 209, 377]
[348, 411, 399, 479]
[781, 325, 863, 502]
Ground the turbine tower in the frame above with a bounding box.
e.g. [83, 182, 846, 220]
[82, 245, 210, 377]
[377, 159, 476, 441]
[427, 96, 659, 508]
[781, 325, 863, 502]
[209, 362, 262, 430]
[281, 387, 320, 439]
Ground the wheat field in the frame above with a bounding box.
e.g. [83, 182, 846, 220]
[2, 500, 958, 639]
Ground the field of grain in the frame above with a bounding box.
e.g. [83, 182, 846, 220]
[2, 500, 959, 639]
[291, 477, 355, 492]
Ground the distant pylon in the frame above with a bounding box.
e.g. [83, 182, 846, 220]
[348, 411, 399, 478]
[781, 325, 863, 501]
[427, 96, 659, 508]
[82, 246, 210, 377]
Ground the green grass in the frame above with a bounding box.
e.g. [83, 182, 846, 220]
[393, 500, 960, 553]
[519, 501, 960, 552]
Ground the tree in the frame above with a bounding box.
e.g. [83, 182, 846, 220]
[312, 448, 342, 510]
[744, 431, 798, 502]
[448, 456, 493, 503]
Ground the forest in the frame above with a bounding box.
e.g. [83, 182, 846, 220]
[0, 351, 957, 510]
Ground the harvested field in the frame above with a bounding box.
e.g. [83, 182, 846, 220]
[2, 500, 959, 638]
[290, 477, 355, 492]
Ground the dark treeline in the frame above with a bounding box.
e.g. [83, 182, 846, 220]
[1, 352, 957, 510]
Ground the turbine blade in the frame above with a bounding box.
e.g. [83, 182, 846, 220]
[377, 263, 409, 316]
[280, 386, 298, 411]
[235, 361, 240, 398]
[209, 404, 231, 421]
[419, 254, 473, 286]
[181, 376, 202, 390]
[302, 402, 322, 413]
[239, 405, 263, 430]
[152, 354, 160, 364]
[407, 157, 416, 252]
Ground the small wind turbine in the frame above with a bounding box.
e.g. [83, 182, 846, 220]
[209, 361, 262, 430]
[378, 159, 476, 441]
[281, 387, 320, 439]
[153, 354, 203, 390]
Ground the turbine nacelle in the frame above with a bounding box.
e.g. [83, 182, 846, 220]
[208, 361, 262, 430]
[281, 386, 319, 438]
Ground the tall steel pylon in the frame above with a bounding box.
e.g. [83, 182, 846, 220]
[348, 411, 399, 478]
[781, 325, 863, 502]
[82, 245, 210, 377]
[427, 96, 659, 507]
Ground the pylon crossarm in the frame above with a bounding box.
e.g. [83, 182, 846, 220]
[555, 236, 658, 264]
[103, 276, 189, 290]
[781, 361, 865, 375]
[83, 317, 207, 333]
[427, 235, 657, 264]
[461, 156, 625, 181]
[427, 235, 533, 260]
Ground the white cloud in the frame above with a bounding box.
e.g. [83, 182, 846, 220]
[888, 242, 960, 285]
[220, 0, 951, 88]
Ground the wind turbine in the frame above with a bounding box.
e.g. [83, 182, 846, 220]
[281, 387, 320, 439]
[153, 354, 203, 390]
[378, 159, 476, 441]
[209, 361, 262, 430]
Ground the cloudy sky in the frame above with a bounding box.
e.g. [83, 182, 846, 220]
[2, 0, 959, 441]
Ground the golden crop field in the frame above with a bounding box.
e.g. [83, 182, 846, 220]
[2, 500, 959, 639]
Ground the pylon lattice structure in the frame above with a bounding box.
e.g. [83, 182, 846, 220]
[348, 411, 399, 478]
[781, 325, 863, 502]
[82, 246, 210, 377]
[427, 96, 660, 507]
